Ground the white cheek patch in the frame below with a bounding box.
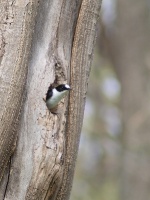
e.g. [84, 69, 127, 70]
[65, 84, 70, 89]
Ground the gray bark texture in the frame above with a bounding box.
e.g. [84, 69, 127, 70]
[0, 0, 102, 199]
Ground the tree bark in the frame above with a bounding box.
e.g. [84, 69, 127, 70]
[0, 0, 39, 186]
[0, 0, 102, 199]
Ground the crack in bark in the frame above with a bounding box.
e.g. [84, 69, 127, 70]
[3, 158, 11, 200]
[44, 167, 60, 200]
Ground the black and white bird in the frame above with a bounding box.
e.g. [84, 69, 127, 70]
[46, 84, 71, 113]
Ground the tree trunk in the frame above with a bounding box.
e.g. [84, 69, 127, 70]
[0, 0, 102, 199]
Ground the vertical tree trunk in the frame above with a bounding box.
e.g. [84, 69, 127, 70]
[0, 0, 39, 192]
[0, 0, 102, 199]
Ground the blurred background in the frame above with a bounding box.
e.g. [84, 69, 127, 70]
[70, 0, 150, 200]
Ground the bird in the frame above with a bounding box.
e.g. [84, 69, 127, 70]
[45, 84, 71, 114]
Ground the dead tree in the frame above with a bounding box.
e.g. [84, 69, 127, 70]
[0, 0, 102, 199]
